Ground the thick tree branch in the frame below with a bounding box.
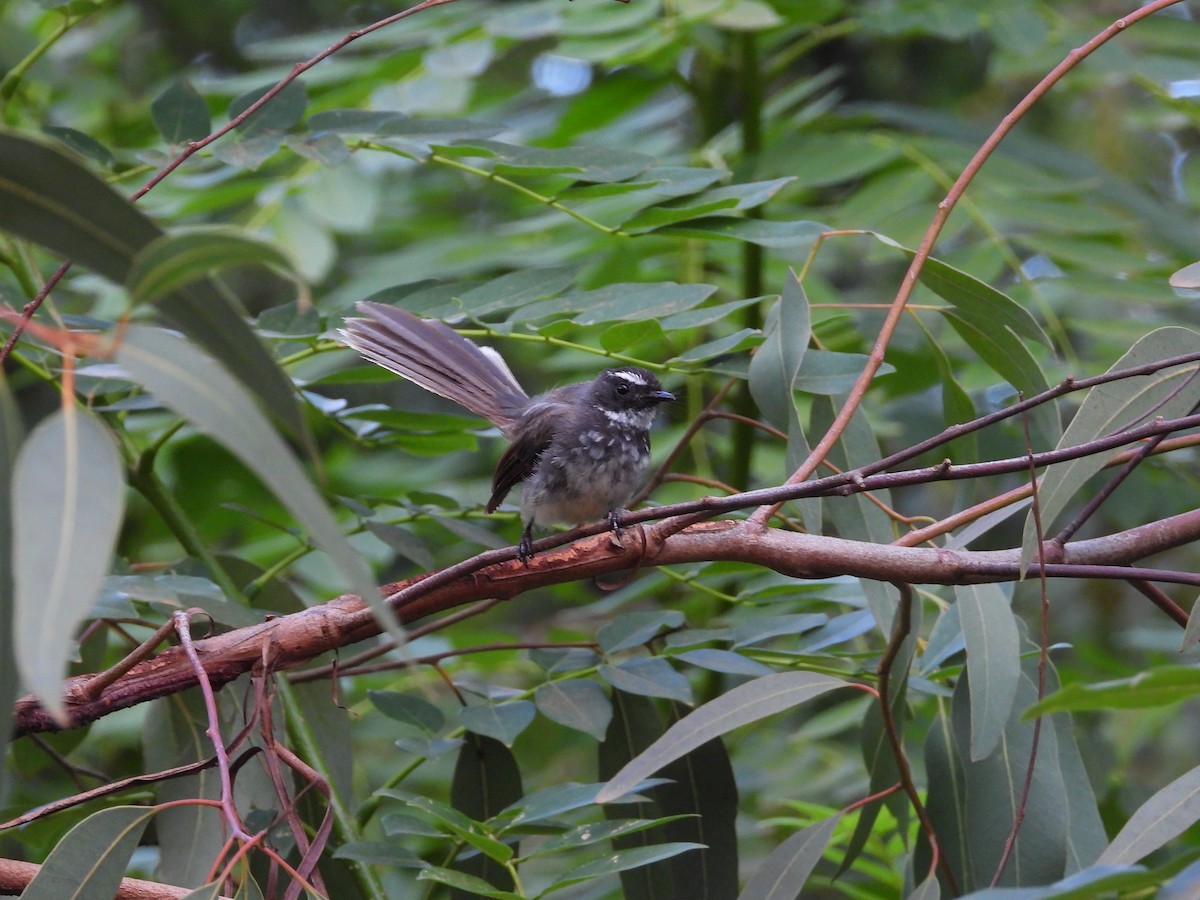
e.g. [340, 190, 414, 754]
[12, 508, 1200, 737]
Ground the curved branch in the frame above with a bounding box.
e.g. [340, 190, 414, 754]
[13, 508, 1200, 737]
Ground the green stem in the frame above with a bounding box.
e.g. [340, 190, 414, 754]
[1, 8, 87, 104]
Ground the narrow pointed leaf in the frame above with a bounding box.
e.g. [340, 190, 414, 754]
[13, 407, 124, 719]
[1097, 763, 1200, 865]
[738, 814, 841, 900]
[596, 672, 849, 803]
[957, 583, 1020, 760]
[116, 327, 384, 629]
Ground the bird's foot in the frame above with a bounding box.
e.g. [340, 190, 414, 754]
[518, 524, 535, 567]
[608, 509, 628, 545]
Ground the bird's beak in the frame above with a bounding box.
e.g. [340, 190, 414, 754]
[653, 390, 676, 403]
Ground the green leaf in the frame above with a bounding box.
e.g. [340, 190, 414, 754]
[115, 327, 386, 631]
[597, 609, 686, 653]
[370, 691, 445, 732]
[21, 806, 154, 899]
[731, 613, 827, 648]
[389, 792, 514, 863]
[333, 840, 425, 867]
[661, 216, 828, 249]
[941, 308, 1059, 451]
[599, 658, 694, 704]
[794, 349, 891, 395]
[918, 660, 1103, 891]
[41, 125, 115, 168]
[737, 814, 842, 900]
[1022, 327, 1200, 571]
[151, 79, 212, 144]
[713, 0, 785, 30]
[957, 583, 1020, 760]
[622, 177, 796, 232]
[13, 407, 124, 720]
[127, 226, 297, 306]
[0, 131, 306, 438]
[452, 733, 523, 896]
[459, 701, 537, 747]
[596, 672, 850, 803]
[456, 266, 579, 317]
[443, 139, 655, 182]
[1025, 667, 1200, 716]
[673, 649, 774, 677]
[535, 679, 612, 740]
[544, 843, 707, 893]
[228, 80, 308, 136]
[416, 866, 523, 899]
[598, 691, 739, 900]
[1098, 763, 1200, 866]
[0, 376, 20, 804]
[142, 692, 223, 887]
[514, 281, 718, 325]
[748, 270, 810, 430]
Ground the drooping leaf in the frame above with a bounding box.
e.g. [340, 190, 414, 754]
[142, 691, 222, 889]
[115, 327, 384, 631]
[451, 733, 523, 898]
[20, 806, 155, 899]
[596, 672, 850, 803]
[917, 659, 1106, 892]
[12, 407, 124, 720]
[748, 270, 810, 431]
[659, 216, 827, 249]
[416, 866, 523, 900]
[957, 583, 1020, 761]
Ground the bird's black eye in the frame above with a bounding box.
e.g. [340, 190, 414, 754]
[616, 383, 630, 395]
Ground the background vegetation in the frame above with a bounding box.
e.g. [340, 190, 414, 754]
[2, 0, 1200, 897]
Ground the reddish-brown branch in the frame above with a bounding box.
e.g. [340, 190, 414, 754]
[12, 508, 1200, 737]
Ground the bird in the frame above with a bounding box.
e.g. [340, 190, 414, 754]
[338, 302, 676, 562]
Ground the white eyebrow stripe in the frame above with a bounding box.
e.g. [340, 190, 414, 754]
[610, 370, 647, 386]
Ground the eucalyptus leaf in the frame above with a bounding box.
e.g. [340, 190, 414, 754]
[13, 408, 124, 720]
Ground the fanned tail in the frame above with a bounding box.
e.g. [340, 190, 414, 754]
[339, 302, 528, 434]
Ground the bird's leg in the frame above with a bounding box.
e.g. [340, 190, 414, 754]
[608, 509, 625, 537]
[518, 523, 535, 567]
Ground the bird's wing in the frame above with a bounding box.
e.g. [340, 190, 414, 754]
[486, 400, 564, 513]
